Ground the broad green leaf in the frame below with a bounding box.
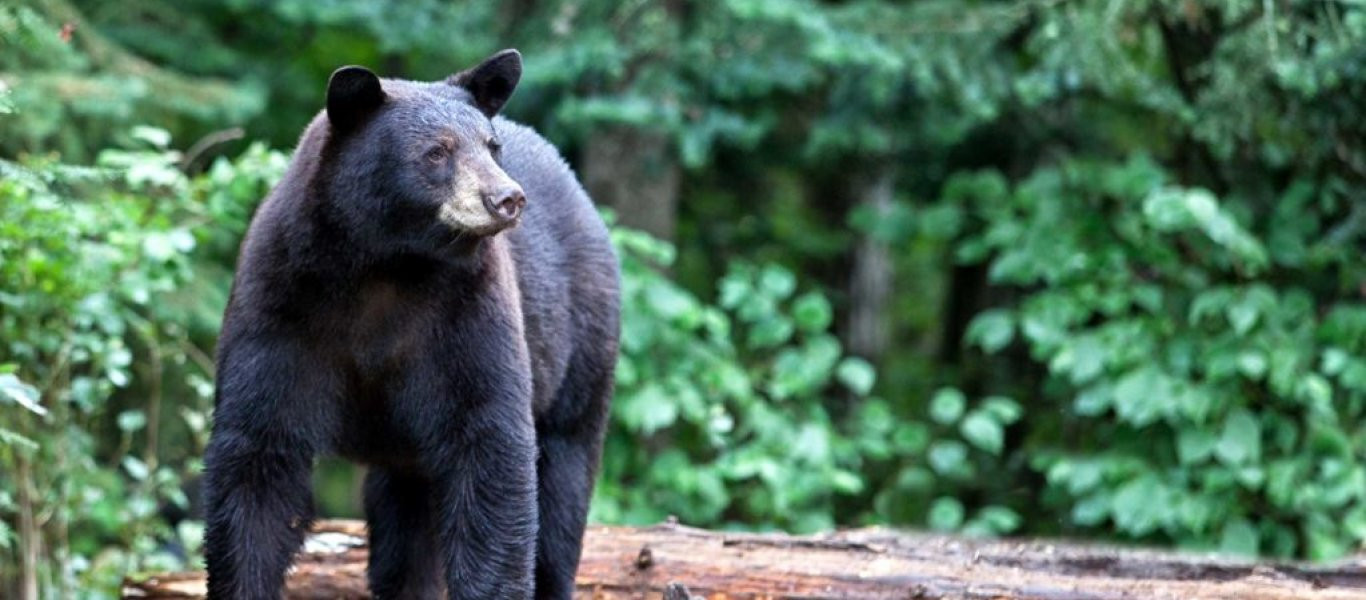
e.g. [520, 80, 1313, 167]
[928, 440, 969, 476]
[976, 505, 1022, 534]
[131, 126, 172, 148]
[930, 387, 966, 425]
[1074, 384, 1111, 417]
[122, 456, 150, 481]
[791, 292, 833, 332]
[835, 357, 876, 395]
[830, 470, 864, 494]
[1177, 429, 1217, 465]
[966, 309, 1015, 353]
[1111, 475, 1167, 536]
[1112, 367, 1168, 427]
[1237, 351, 1267, 379]
[980, 396, 1023, 424]
[0, 373, 45, 416]
[1072, 493, 1110, 526]
[1215, 410, 1262, 465]
[757, 265, 796, 299]
[928, 496, 965, 531]
[618, 384, 678, 435]
[117, 410, 147, 432]
[1219, 518, 1259, 556]
[960, 411, 1004, 455]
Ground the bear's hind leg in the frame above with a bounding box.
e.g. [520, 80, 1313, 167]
[364, 468, 442, 599]
[533, 359, 613, 600]
[532, 430, 600, 600]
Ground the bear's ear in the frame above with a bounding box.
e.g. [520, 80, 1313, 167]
[327, 66, 385, 131]
[448, 49, 522, 118]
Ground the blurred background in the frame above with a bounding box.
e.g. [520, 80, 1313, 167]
[1, 0, 1364, 596]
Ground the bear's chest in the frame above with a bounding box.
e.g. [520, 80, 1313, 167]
[328, 282, 446, 465]
[345, 282, 431, 376]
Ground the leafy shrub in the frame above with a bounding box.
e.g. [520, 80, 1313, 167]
[596, 223, 889, 532]
[0, 132, 284, 596]
[943, 157, 1366, 558]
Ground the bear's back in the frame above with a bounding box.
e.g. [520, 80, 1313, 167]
[496, 118, 620, 417]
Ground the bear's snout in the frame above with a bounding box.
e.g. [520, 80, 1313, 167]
[483, 186, 526, 222]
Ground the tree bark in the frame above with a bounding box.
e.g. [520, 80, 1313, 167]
[582, 127, 680, 241]
[16, 456, 39, 600]
[122, 519, 1366, 599]
[844, 166, 896, 363]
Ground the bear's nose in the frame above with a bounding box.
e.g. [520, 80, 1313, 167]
[483, 186, 526, 222]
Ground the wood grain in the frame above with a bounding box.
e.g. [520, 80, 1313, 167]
[122, 519, 1366, 599]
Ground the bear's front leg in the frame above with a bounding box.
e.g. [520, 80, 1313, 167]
[428, 396, 539, 600]
[203, 427, 316, 599]
[203, 337, 332, 599]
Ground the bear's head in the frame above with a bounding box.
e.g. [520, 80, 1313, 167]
[318, 50, 526, 252]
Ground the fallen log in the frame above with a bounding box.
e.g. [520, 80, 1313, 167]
[122, 519, 1366, 599]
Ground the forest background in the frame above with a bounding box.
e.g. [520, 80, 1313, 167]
[1, 0, 1364, 597]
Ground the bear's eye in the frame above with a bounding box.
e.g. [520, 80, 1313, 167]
[424, 145, 450, 163]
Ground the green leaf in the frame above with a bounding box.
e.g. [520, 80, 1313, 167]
[0, 427, 38, 452]
[1063, 461, 1103, 495]
[1111, 474, 1167, 536]
[928, 496, 965, 531]
[131, 126, 172, 148]
[0, 373, 45, 416]
[1219, 518, 1259, 556]
[960, 411, 1004, 455]
[835, 357, 876, 396]
[976, 505, 1022, 534]
[122, 456, 150, 481]
[618, 384, 678, 435]
[891, 424, 930, 454]
[1177, 429, 1217, 465]
[966, 309, 1014, 353]
[746, 316, 795, 349]
[1215, 409, 1262, 465]
[980, 396, 1023, 424]
[928, 440, 968, 476]
[117, 410, 147, 432]
[930, 387, 966, 425]
[645, 281, 699, 322]
[1297, 374, 1333, 411]
[1112, 367, 1168, 427]
[1074, 384, 1111, 417]
[791, 292, 833, 332]
[757, 265, 796, 299]
[1072, 493, 1111, 526]
[1236, 351, 1267, 379]
[830, 470, 864, 494]
[1226, 300, 1259, 336]
[1321, 348, 1349, 376]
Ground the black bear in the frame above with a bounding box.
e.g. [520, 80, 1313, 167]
[202, 49, 620, 600]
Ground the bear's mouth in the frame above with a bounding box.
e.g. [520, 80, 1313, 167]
[435, 201, 519, 237]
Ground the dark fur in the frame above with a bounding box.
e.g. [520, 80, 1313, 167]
[202, 50, 619, 600]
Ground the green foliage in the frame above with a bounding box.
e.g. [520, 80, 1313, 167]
[0, 1, 263, 161]
[598, 225, 890, 532]
[3, 0, 1366, 596]
[0, 135, 284, 596]
[944, 156, 1365, 558]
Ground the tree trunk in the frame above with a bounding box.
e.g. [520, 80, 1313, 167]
[844, 166, 896, 363]
[582, 127, 680, 241]
[16, 456, 39, 600]
[122, 519, 1366, 599]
